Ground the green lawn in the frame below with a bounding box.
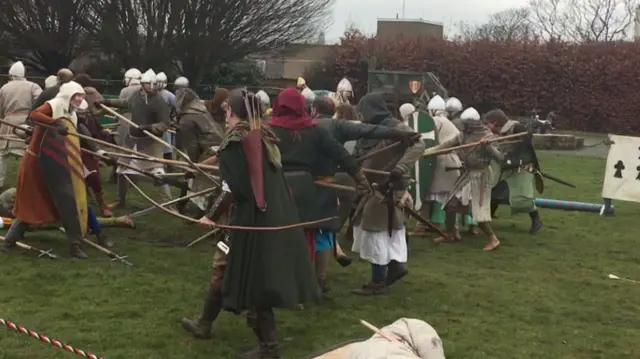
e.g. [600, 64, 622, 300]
[0, 153, 639, 359]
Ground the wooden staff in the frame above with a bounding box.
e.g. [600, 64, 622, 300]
[356, 141, 404, 162]
[123, 174, 337, 231]
[99, 104, 218, 184]
[359, 320, 401, 343]
[79, 238, 133, 266]
[0, 236, 59, 259]
[103, 151, 217, 171]
[186, 228, 220, 248]
[422, 132, 527, 158]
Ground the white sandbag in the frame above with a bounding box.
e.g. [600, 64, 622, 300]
[345, 318, 445, 359]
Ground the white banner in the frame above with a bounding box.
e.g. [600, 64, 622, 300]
[602, 134, 640, 202]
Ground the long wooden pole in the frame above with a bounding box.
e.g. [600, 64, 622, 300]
[422, 132, 527, 158]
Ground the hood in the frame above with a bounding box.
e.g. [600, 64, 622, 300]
[45, 75, 57, 89]
[205, 88, 229, 116]
[357, 93, 391, 124]
[176, 88, 208, 115]
[8, 61, 25, 78]
[54, 81, 86, 110]
[274, 87, 307, 116]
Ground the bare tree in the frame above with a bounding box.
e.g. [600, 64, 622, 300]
[529, 0, 637, 42]
[457, 8, 538, 41]
[88, 0, 184, 71]
[172, 0, 335, 83]
[0, 0, 95, 74]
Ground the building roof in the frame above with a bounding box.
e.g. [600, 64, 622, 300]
[377, 18, 443, 26]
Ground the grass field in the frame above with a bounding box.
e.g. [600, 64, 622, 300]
[0, 153, 639, 359]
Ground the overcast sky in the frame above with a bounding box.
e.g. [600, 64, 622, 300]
[325, 0, 531, 42]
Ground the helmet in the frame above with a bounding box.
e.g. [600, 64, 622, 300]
[427, 95, 446, 112]
[124, 68, 142, 86]
[445, 97, 463, 114]
[399, 103, 415, 122]
[174, 76, 189, 87]
[256, 90, 270, 107]
[44, 75, 57, 89]
[156, 72, 168, 89]
[460, 107, 480, 121]
[301, 87, 315, 103]
[140, 69, 156, 83]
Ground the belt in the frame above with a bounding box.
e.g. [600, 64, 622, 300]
[5, 111, 29, 116]
[315, 176, 333, 181]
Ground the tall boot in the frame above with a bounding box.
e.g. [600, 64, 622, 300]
[95, 191, 113, 217]
[65, 230, 88, 259]
[529, 210, 543, 234]
[238, 309, 280, 359]
[0, 218, 28, 252]
[110, 175, 129, 209]
[385, 260, 408, 286]
[181, 287, 223, 339]
[315, 249, 331, 293]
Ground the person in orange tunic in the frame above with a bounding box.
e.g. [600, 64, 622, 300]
[1, 81, 111, 259]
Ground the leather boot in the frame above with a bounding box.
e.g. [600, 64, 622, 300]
[69, 244, 88, 259]
[238, 309, 280, 359]
[315, 250, 331, 293]
[96, 233, 114, 248]
[386, 261, 408, 286]
[181, 287, 222, 339]
[529, 210, 543, 234]
[95, 191, 113, 217]
[0, 219, 28, 252]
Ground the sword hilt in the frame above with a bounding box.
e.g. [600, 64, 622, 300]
[110, 254, 134, 267]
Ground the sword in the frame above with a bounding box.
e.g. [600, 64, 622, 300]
[0, 236, 59, 259]
[538, 170, 576, 188]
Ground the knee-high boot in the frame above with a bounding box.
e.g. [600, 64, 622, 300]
[315, 249, 331, 293]
[238, 308, 280, 359]
[181, 286, 223, 339]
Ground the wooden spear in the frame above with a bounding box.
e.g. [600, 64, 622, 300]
[422, 132, 527, 158]
[99, 104, 218, 184]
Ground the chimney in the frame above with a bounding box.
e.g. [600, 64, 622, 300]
[635, 5, 640, 40]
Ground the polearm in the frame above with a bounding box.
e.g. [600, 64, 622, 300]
[99, 104, 219, 185]
[125, 186, 218, 219]
[0, 318, 104, 359]
[102, 151, 214, 172]
[0, 118, 159, 164]
[0, 236, 59, 259]
[422, 132, 527, 158]
[313, 180, 445, 237]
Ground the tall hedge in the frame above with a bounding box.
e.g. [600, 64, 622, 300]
[319, 29, 640, 133]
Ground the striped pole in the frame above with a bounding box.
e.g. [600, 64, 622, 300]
[0, 318, 104, 359]
[535, 198, 615, 214]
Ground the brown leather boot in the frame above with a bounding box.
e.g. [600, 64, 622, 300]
[181, 287, 222, 339]
[237, 309, 280, 359]
[95, 191, 113, 217]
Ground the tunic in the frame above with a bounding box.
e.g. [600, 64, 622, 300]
[0, 80, 42, 151]
[350, 93, 424, 265]
[491, 120, 538, 213]
[15, 101, 90, 236]
[219, 133, 319, 312]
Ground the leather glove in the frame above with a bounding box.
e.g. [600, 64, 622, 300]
[389, 167, 404, 183]
[402, 132, 421, 145]
[353, 168, 371, 198]
[54, 119, 68, 136]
